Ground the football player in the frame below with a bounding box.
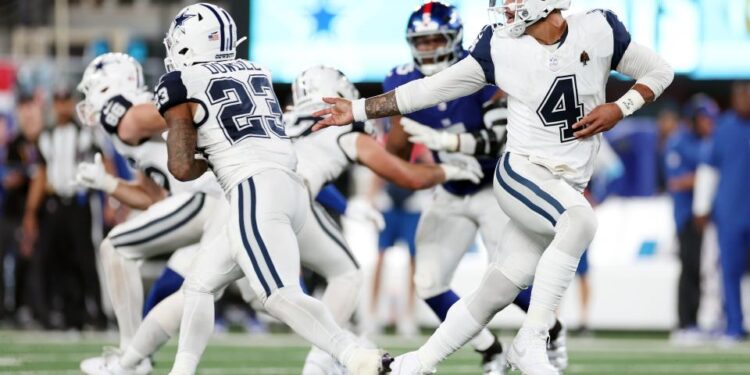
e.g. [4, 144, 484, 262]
[74, 52, 226, 375]
[312, 0, 674, 373]
[380, 3, 566, 373]
[289, 65, 483, 373]
[155, 4, 392, 374]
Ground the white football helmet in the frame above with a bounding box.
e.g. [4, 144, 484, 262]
[163, 3, 245, 72]
[287, 66, 362, 138]
[488, 0, 570, 38]
[76, 52, 145, 127]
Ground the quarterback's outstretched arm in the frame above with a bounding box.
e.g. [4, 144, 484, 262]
[313, 57, 487, 130]
[164, 103, 208, 181]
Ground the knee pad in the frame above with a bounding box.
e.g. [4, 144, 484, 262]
[182, 275, 223, 296]
[414, 268, 449, 300]
[553, 205, 598, 257]
[495, 253, 538, 290]
[263, 285, 306, 315]
[331, 269, 363, 290]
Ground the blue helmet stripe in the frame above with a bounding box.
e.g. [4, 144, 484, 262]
[221, 9, 234, 50]
[200, 3, 225, 51]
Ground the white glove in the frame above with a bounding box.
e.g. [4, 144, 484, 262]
[75, 153, 119, 193]
[438, 152, 484, 184]
[345, 199, 386, 231]
[401, 117, 459, 152]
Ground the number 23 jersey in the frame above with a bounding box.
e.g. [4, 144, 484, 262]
[470, 9, 630, 190]
[155, 59, 297, 191]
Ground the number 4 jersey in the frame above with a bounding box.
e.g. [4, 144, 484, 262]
[470, 9, 631, 190]
[155, 59, 297, 191]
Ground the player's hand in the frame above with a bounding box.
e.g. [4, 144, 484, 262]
[312, 97, 354, 131]
[572, 103, 623, 139]
[438, 152, 484, 184]
[401, 118, 459, 152]
[345, 199, 386, 231]
[75, 153, 118, 193]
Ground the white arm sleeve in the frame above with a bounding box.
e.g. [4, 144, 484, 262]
[395, 56, 488, 115]
[615, 41, 674, 99]
[693, 164, 719, 216]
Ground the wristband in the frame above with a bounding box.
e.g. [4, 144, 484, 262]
[614, 89, 646, 118]
[352, 98, 368, 122]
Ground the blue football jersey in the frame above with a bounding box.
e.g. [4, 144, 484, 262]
[706, 111, 750, 228]
[384, 55, 498, 196]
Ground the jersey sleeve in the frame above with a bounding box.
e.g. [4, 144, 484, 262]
[468, 25, 496, 84]
[99, 94, 133, 135]
[154, 71, 189, 116]
[591, 9, 632, 70]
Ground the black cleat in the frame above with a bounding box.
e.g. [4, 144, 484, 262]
[379, 353, 395, 374]
[476, 338, 508, 375]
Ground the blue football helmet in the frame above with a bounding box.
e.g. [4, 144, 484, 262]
[406, 1, 464, 76]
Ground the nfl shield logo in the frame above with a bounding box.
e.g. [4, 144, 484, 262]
[208, 31, 220, 41]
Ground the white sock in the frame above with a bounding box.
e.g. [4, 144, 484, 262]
[320, 270, 361, 325]
[120, 291, 184, 368]
[264, 286, 358, 365]
[100, 239, 143, 350]
[525, 247, 579, 329]
[470, 328, 496, 352]
[170, 289, 215, 375]
[417, 300, 484, 370]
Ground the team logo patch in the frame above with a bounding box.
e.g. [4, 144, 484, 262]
[580, 51, 590, 66]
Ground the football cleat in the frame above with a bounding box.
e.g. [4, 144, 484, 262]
[507, 326, 559, 375]
[80, 347, 152, 375]
[477, 338, 508, 375]
[389, 352, 434, 375]
[346, 348, 393, 375]
[301, 346, 347, 375]
[547, 322, 568, 372]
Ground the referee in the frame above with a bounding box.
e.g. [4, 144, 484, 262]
[22, 88, 107, 330]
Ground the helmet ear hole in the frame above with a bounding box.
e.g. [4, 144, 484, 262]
[179, 48, 189, 55]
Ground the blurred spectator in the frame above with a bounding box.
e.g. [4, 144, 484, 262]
[656, 108, 681, 192]
[1, 96, 44, 327]
[664, 94, 718, 344]
[694, 82, 750, 344]
[22, 89, 107, 330]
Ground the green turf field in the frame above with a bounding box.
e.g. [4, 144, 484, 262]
[1, 330, 749, 374]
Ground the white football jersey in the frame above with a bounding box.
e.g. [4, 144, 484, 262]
[469, 9, 631, 189]
[155, 59, 297, 192]
[95, 90, 221, 196]
[288, 116, 363, 195]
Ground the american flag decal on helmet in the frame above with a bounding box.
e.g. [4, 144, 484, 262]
[208, 31, 220, 41]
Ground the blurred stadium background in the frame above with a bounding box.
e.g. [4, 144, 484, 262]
[0, 0, 749, 374]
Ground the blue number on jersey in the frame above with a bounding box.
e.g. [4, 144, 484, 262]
[537, 75, 584, 143]
[249, 75, 286, 138]
[205, 75, 286, 144]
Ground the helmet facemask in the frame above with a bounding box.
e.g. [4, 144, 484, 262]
[407, 29, 462, 76]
